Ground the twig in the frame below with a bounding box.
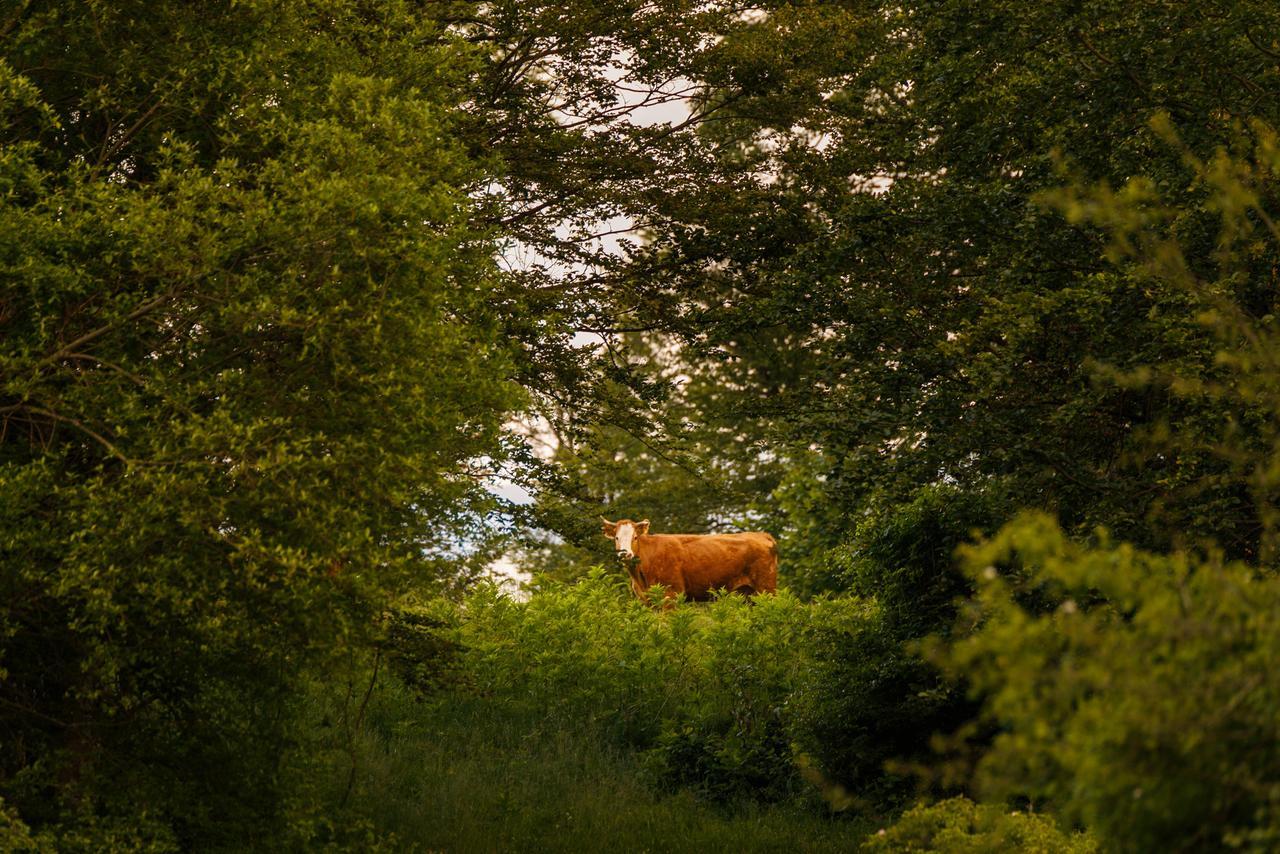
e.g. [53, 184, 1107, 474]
[340, 649, 382, 810]
[35, 291, 174, 371]
[21, 406, 130, 464]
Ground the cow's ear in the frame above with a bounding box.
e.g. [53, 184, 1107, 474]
[600, 516, 617, 537]
[636, 520, 650, 535]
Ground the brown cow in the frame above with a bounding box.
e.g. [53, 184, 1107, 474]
[600, 517, 778, 602]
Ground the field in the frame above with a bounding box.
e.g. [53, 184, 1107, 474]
[327, 688, 877, 852]
[309, 576, 888, 851]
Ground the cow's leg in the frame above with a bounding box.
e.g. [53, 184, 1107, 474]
[657, 576, 687, 610]
[658, 586, 678, 609]
[625, 559, 652, 603]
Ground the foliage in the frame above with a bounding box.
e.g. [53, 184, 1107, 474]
[932, 514, 1280, 852]
[324, 676, 878, 853]
[832, 485, 1002, 630]
[0, 798, 39, 853]
[0, 1, 523, 843]
[609, 0, 1280, 571]
[902, 113, 1280, 852]
[861, 797, 1096, 854]
[787, 605, 970, 809]
[436, 0, 837, 492]
[381, 598, 466, 698]
[1049, 114, 1280, 563]
[387, 571, 929, 806]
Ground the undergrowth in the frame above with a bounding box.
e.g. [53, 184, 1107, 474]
[308, 571, 891, 851]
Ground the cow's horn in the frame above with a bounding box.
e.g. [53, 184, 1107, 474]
[599, 515, 614, 525]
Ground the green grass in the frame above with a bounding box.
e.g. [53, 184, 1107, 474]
[321, 684, 879, 853]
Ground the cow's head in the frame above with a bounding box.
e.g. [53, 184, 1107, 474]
[600, 516, 649, 559]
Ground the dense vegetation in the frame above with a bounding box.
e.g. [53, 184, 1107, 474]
[3, 1, 1279, 850]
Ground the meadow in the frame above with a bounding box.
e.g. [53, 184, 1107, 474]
[304, 571, 1090, 852]
[321, 575, 879, 851]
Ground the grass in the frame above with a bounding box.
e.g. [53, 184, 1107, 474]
[320, 683, 880, 853]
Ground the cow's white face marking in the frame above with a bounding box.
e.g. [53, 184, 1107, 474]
[614, 521, 637, 558]
[602, 517, 648, 559]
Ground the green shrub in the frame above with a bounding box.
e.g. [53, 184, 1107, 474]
[778, 486, 995, 803]
[382, 598, 466, 697]
[835, 485, 1002, 637]
[399, 571, 937, 808]
[455, 571, 684, 745]
[861, 797, 1096, 853]
[935, 513, 1280, 852]
[788, 605, 969, 806]
[638, 591, 821, 805]
[647, 721, 797, 805]
[0, 799, 40, 853]
[0, 797, 180, 853]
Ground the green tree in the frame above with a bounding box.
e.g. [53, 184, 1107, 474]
[929, 119, 1280, 851]
[621, 0, 1280, 573]
[0, 2, 521, 844]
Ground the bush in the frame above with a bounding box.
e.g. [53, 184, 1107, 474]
[861, 797, 1096, 853]
[835, 485, 1002, 637]
[0, 799, 38, 853]
[647, 720, 797, 805]
[934, 513, 1280, 852]
[395, 570, 894, 806]
[382, 599, 466, 697]
[776, 486, 994, 803]
[788, 605, 969, 806]
[398, 569, 981, 811]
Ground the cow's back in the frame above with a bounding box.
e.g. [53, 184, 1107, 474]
[635, 532, 777, 599]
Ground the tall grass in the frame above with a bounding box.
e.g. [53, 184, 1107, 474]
[325, 686, 877, 852]
[305, 571, 888, 851]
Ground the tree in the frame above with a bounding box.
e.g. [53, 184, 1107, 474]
[620, 0, 1280, 576]
[0, 2, 521, 844]
[928, 91, 1280, 854]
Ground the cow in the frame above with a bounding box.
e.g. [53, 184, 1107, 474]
[600, 517, 778, 602]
